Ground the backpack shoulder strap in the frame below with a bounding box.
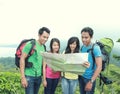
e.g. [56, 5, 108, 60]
[43, 44, 46, 51]
[28, 39, 35, 56]
[87, 43, 96, 69]
[91, 44, 96, 69]
[80, 45, 84, 51]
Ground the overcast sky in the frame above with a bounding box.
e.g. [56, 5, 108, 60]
[0, 0, 120, 45]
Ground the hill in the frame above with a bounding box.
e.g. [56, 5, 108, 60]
[0, 57, 16, 71]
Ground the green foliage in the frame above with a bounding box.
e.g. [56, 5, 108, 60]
[95, 64, 120, 94]
[0, 72, 24, 94]
[0, 57, 16, 71]
[0, 64, 4, 71]
[0, 57, 14, 63]
[0, 56, 120, 94]
[113, 54, 120, 61]
[117, 38, 120, 42]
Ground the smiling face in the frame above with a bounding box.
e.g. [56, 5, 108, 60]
[52, 41, 60, 53]
[50, 38, 60, 53]
[69, 41, 77, 53]
[38, 31, 50, 45]
[81, 31, 92, 46]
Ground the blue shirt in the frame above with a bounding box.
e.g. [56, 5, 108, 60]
[81, 44, 101, 79]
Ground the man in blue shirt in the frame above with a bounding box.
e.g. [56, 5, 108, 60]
[78, 27, 102, 94]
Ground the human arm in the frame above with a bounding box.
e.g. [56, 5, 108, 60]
[20, 52, 28, 88]
[42, 61, 47, 87]
[85, 56, 102, 91]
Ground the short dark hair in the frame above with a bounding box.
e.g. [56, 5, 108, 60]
[38, 27, 50, 35]
[81, 27, 94, 38]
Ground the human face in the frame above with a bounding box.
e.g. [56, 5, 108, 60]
[81, 32, 92, 46]
[70, 41, 77, 53]
[52, 41, 60, 53]
[38, 31, 50, 45]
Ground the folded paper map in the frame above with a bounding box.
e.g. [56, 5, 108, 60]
[40, 52, 89, 75]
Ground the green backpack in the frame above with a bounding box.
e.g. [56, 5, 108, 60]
[90, 38, 114, 85]
[99, 38, 114, 55]
[90, 37, 114, 71]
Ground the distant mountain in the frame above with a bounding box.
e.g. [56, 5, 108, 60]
[0, 57, 16, 71]
[0, 44, 18, 48]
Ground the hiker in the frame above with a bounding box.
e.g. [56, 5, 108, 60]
[78, 27, 102, 94]
[61, 37, 80, 94]
[43, 38, 61, 94]
[20, 27, 50, 94]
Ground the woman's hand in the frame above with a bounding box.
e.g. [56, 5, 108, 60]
[43, 80, 47, 87]
[52, 69, 57, 73]
[82, 62, 90, 68]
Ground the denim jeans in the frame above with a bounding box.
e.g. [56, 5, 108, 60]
[78, 76, 96, 94]
[44, 78, 59, 94]
[25, 76, 42, 94]
[61, 77, 78, 94]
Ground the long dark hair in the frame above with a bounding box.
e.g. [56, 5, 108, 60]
[65, 37, 80, 54]
[50, 38, 60, 53]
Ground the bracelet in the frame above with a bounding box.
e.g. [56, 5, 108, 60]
[90, 79, 94, 84]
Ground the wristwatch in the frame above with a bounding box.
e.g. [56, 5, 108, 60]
[90, 79, 94, 84]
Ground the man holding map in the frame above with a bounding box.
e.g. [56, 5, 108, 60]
[78, 27, 102, 94]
